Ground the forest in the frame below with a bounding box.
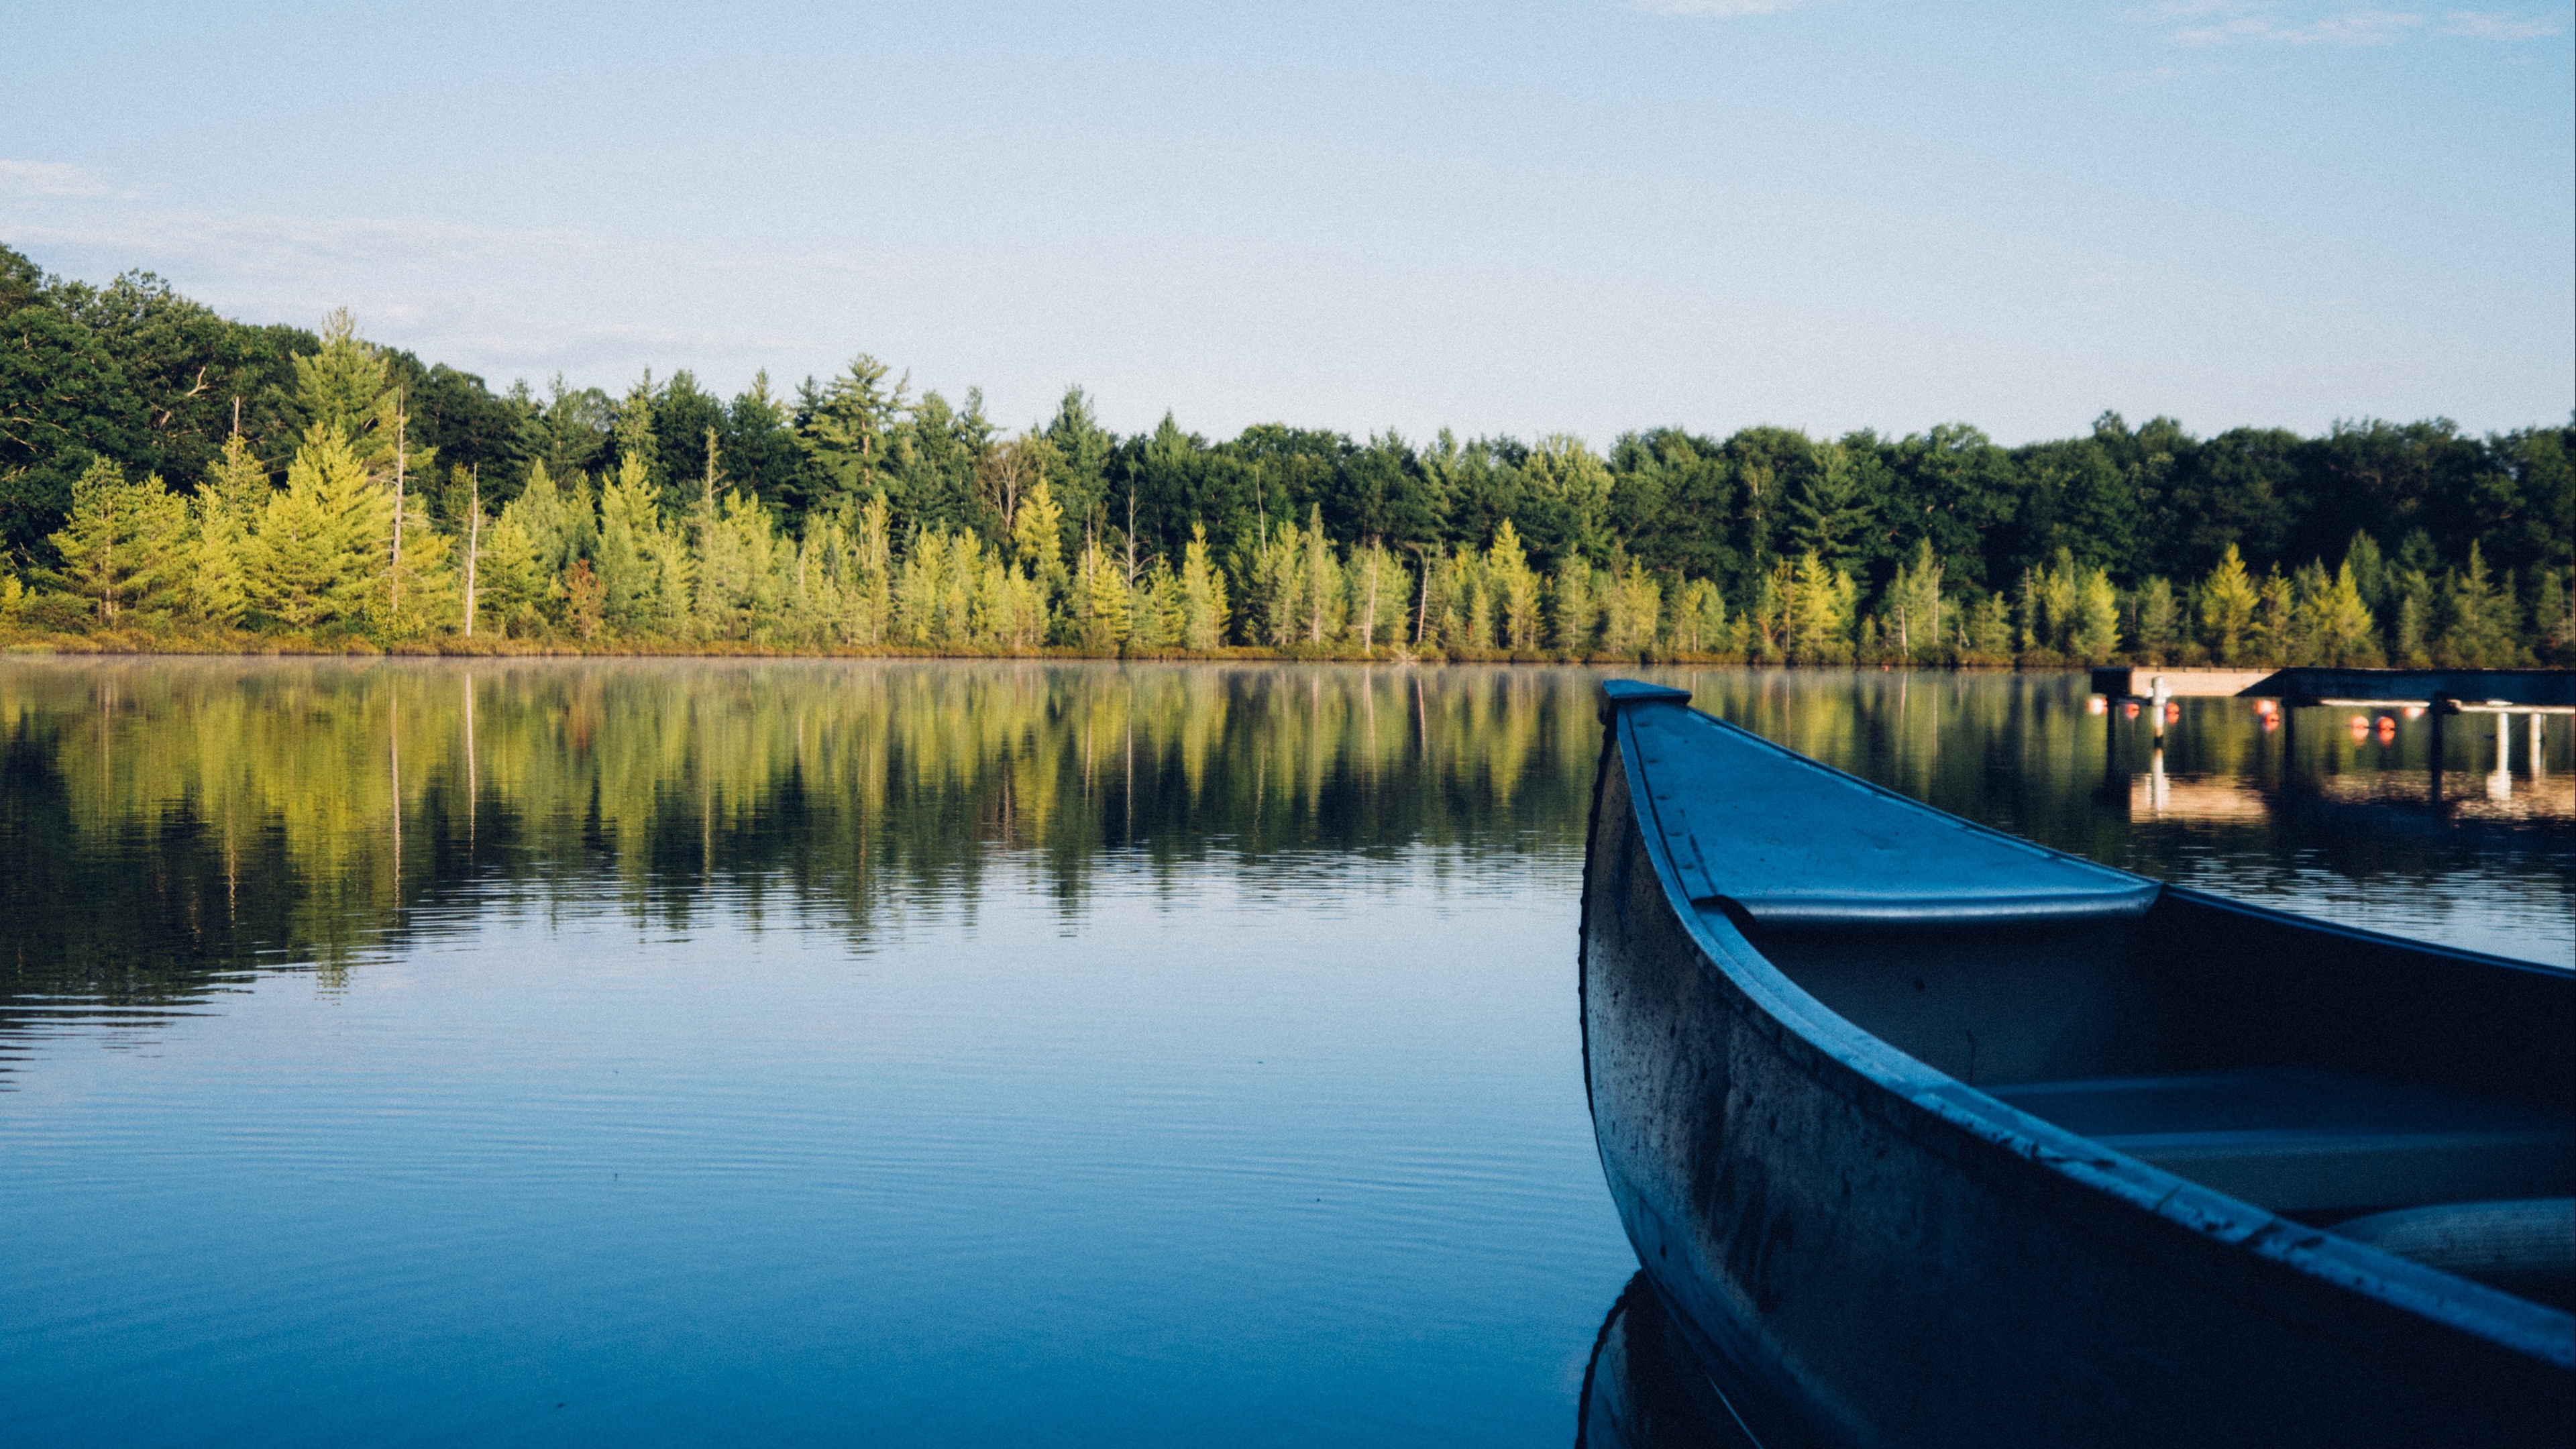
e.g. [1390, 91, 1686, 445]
[4, 244, 2569, 666]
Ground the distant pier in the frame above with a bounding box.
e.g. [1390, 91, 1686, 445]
[2091, 666, 2575, 713]
[2092, 665, 2573, 802]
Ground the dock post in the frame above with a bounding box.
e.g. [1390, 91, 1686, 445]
[2428, 696, 2448, 800]
[2487, 710, 2506, 798]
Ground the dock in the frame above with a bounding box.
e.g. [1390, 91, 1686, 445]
[2092, 667, 2575, 714]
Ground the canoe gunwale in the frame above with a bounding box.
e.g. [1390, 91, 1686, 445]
[1582, 684, 2576, 1383]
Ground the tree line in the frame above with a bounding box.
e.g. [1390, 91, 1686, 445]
[5, 246, 2569, 665]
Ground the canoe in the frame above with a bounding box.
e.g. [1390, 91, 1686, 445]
[1581, 680, 2574, 1446]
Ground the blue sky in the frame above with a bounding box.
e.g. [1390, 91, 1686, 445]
[5, 1, 2569, 444]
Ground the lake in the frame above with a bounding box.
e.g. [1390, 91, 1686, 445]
[3, 659, 2568, 1446]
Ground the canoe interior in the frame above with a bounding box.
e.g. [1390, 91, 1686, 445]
[1697, 755, 2575, 1313]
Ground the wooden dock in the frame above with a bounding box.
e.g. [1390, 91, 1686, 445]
[2089, 668, 2271, 700]
[2093, 666, 2575, 714]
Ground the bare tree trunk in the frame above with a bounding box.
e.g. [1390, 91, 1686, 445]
[390, 402, 406, 621]
[1413, 547, 1432, 645]
[1362, 543, 1379, 652]
[463, 466, 480, 637]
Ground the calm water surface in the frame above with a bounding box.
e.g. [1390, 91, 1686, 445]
[3, 660, 2568, 1446]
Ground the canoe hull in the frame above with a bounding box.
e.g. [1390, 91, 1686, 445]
[1580, 708, 2574, 1447]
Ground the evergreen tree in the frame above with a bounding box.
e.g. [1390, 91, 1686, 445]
[1487, 520, 1542, 651]
[473, 508, 547, 636]
[2304, 561, 2381, 665]
[1179, 524, 1228, 651]
[1881, 539, 1945, 663]
[2199, 545, 2258, 661]
[42, 458, 191, 621]
[1674, 578, 1727, 655]
[1551, 557, 1599, 655]
[596, 453, 687, 635]
[190, 432, 270, 625]
[2070, 564, 2120, 660]
[2440, 542, 2518, 665]
[286, 308, 390, 447]
[796, 356, 902, 517]
[241, 427, 384, 631]
[1785, 441, 1870, 569]
[2133, 576, 2180, 663]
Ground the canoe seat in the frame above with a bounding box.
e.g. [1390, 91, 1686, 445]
[2333, 1199, 2576, 1311]
[1990, 1069, 2575, 1214]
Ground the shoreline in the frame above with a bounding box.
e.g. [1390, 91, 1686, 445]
[0, 627, 2086, 669]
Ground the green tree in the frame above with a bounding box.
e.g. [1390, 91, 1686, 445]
[2198, 545, 2258, 661]
[796, 356, 902, 517]
[2440, 542, 2518, 665]
[2133, 576, 2180, 663]
[1179, 523, 1228, 651]
[1785, 441, 1872, 569]
[241, 427, 384, 630]
[2070, 566, 2120, 660]
[286, 308, 392, 449]
[1880, 539, 1945, 663]
[189, 432, 270, 625]
[1013, 474, 1067, 592]
[2304, 561, 2381, 665]
[596, 453, 688, 635]
[473, 508, 547, 636]
[42, 458, 191, 621]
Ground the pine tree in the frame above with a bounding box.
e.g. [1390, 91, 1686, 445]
[2440, 542, 2518, 665]
[474, 508, 547, 636]
[2071, 566, 2121, 660]
[1882, 539, 1945, 664]
[1674, 578, 1726, 654]
[1179, 524, 1228, 651]
[2199, 545, 2258, 662]
[2133, 576, 2179, 663]
[43, 458, 192, 622]
[288, 308, 391, 447]
[2304, 561, 2381, 665]
[241, 427, 384, 631]
[1013, 475, 1066, 588]
[1488, 520, 1542, 651]
[1551, 557, 1598, 655]
[190, 431, 268, 625]
[1075, 534, 1130, 649]
[596, 453, 686, 635]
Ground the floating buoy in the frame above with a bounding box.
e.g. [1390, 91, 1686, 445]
[2088, 696, 2108, 715]
[2123, 701, 2140, 719]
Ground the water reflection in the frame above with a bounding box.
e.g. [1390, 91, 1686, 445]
[1574, 1275, 1757, 1449]
[3, 660, 2567, 1070]
[0, 659, 1600, 1057]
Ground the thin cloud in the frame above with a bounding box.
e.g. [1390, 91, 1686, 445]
[210, 289, 820, 372]
[7, 211, 598, 277]
[680, 250, 931, 284]
[1629, 1, 1810, 16]
[2165, 7, 2428, 46]
[0, 159, 112, 199]
[2441, 9, 2563, 38]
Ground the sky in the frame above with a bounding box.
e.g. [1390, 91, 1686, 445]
[4, 1, 2570, 446]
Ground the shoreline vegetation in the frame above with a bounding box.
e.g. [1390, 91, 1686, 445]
[5, 247, 2569, 670]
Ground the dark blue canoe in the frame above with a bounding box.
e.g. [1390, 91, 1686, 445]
[1582, 680, 2574, 1446]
